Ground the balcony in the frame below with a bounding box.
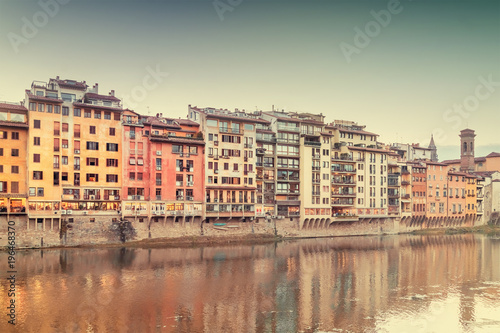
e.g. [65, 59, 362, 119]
[53, 163, 59, 169]
[219, 127, 241, 134]
[331, 167, 356, 173]
[331, 155, 353, 162]
[74, 165, 80, 170]
[304, 140, 321, 147]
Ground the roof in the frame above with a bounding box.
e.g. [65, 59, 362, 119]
[348, 146, 389, 154]
[73, 102, 122, 112]
[425, 161, 449, 166]
[85, 93, 121, 102]
[206, 186, 256, 190]
[0, 103, 27, 112]
[52, 78, 87, 90]
[25, 90, 63, 103]
[336, 127, 378, 136]
[149, 135, 205, 146]
[486, 152, 500, 158]
[205, 112, 270, 124]
[443, 156, 490, 164]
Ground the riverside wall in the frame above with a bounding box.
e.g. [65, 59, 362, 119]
[0, 212, 486, 249]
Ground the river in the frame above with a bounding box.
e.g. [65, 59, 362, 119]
[1, 234, 499, 332]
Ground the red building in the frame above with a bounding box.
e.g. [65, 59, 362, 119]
[122, 111, 204, 224]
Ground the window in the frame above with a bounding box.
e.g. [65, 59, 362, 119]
[86, 174, 99, 182]
[11, 166, 19, 174]
[38, 103, 45, 112]
[0, 148, 3, 156]
[106, 143, 118, 151]
[62, 106, 69, 116]
[106, 159, 118, 167]
[29, 102, 36, 111]
[137, 173, 143, 181]
[94, 111, 101, 119]
[86, 141, 99, 150]
[34, 137, 40, 145]
[84, 110, 92, 118]
[86, 158, 99, 166]
[62, 156, 68, 165]
[33, 171, 43, 180]
[73, 124, 81, 138]
[0, 181, 5, 193]
[109, 128, 115, 136]
[129, 158, 136, 165]
[74, 108, 81, 117]
[90, 126, 96, 134]
[104, 112, 111, 120]
[11, 132, 19, 140]
[53, 105, 60, 114]
[0, 131, 7, 139]
[29, 187, 36, 196]
[11, 182, 19, 194]
[11, 149, 19, 157]
[54, 138, 60, 152]
[62, 139, 68, 148]
[34, 119, 40, 128]
[172, 145, 182, 153]
[129, 172, 135, 180]
[114, 113, 120, 121]
[37, 187, 44, 196]
[33, 154, 40, 162]
[106, 174, 118, 182]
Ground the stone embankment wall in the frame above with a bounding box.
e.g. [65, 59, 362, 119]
[0, 214, 488, 249]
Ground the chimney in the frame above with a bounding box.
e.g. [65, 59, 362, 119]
[109, 90, 115, 97]
[93, 83, 99, 94]
[156, 113, 159, 118]
[56, 76, 60, 80]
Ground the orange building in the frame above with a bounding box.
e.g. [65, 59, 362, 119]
[0, 102, 29, 227]
[447, 171, 468, 219]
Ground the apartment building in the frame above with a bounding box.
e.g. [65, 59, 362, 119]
[255, 122, 276, 219]
[425, 162, 449, 222]
[399, 163, 412, 218]
[261, 112, 302, 220]
[300, 131, 332, 229]
[188, 106, 262, 223]
[0, 102, 29, 226]
[411, 162, 427, 218]
[26, 78, 123, 228]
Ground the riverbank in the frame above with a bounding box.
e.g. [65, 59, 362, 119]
[410, 224, 500, 236]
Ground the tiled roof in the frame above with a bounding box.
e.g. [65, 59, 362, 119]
[348, 146, 390, 154]
[336, 127, 378, 136]
[486, 152, 500, 158]
[205, 112, 270, 124]
[73, 102, 122, 112]
[85, 93, 121, 102]
[0, 103, 27, 112]
[149, 135, 205, 145]
[52, 78, 87, 90]
[206, 186, 256, 190]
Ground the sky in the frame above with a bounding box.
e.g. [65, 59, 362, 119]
[0, 0, 499, 160]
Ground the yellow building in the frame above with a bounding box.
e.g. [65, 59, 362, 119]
[25, 78, 122, 231]
[465, 174, 477, 218]
[0, 102, 29, 229]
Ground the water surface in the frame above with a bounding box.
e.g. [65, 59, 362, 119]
[1, 234, 499, 332]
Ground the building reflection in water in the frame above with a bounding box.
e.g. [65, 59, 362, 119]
[0, 234, 499, 332]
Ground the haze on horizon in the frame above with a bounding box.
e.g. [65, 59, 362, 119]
[0, 0, 498, 160]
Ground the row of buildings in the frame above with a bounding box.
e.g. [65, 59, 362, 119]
[1, 77, 500, 234]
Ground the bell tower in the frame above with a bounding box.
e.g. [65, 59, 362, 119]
[460, 129, 475, 172]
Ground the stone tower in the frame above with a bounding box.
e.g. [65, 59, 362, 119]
[460, 129, 476, 172]
[428, 134, 438, 162]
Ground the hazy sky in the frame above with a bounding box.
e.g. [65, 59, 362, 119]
[0, 0, 499, 160]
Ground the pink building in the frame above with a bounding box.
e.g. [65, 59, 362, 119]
[122, 111, 204, 224]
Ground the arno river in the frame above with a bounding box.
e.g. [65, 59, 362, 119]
[1, 234, 500, 332]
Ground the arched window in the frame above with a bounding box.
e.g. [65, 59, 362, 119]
[463, 142, 467, 152]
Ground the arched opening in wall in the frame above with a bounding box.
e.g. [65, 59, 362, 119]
[326, 218, 331, 227]
[303, 218, 309, 230]
[320, 218, 326, 229]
